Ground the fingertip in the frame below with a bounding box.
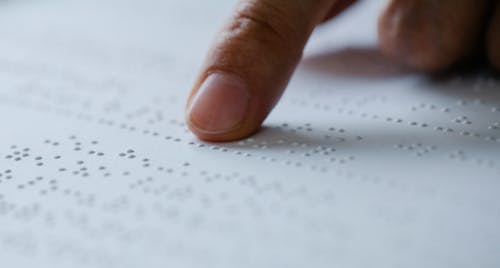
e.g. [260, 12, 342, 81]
[186, 72, 262, 142]
[187, 119, 261, 142]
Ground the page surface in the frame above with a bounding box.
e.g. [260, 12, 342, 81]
[0, 1, 499, 267]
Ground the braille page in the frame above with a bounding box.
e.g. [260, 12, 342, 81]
[0, 0, 499, 268]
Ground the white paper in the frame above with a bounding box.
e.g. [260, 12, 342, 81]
[0, 1, 499, 267]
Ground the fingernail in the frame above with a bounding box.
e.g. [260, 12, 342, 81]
[187, 72, 250, 134]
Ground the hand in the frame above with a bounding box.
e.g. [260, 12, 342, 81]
[185, 0, 500, 142]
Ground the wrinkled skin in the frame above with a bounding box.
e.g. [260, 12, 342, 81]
[186, 0, 500, 142]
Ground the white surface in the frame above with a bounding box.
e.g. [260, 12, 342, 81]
[0, 1, 499, 267]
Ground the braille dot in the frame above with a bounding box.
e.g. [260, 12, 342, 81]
[485, 136, 496, 141]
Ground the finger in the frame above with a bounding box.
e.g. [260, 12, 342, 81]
[186, 0, 338, 142]
[378, 0, 488, 72]
[321, 0, 357, 23]
[487, 1, 500, 71]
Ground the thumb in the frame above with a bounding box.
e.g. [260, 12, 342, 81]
[186, 0, 340, 142]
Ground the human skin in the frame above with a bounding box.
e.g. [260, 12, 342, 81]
[185, 0, 500, 142]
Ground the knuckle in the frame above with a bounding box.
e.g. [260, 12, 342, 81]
[228, 1, 303, 48]
[378, 0, 482, 72]
[378, 21, 450, 71]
